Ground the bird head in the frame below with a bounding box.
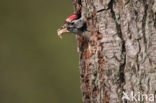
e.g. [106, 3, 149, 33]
[57, 14, 79, 38]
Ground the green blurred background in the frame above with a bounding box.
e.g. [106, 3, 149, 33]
[0, 0, 82, 103]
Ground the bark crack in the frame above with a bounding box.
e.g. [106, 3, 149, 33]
[142, 1, 148, 52]
[73, 0, 156, 103]
[154, 13, 156, 28]
[109, 0, 126, 102]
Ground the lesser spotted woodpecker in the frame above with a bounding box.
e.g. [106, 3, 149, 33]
[57, 14, 88, 38]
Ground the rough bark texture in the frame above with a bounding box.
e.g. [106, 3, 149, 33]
[73, 0, 156, 103]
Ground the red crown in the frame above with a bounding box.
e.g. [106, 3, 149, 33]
[66, 14, 78, 22]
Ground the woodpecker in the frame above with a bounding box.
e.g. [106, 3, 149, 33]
[57, 14, 88, 38]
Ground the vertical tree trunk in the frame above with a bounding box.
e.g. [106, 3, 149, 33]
[73, 0, 156, 103]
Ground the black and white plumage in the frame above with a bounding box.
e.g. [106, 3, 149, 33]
[57, 14, 89, 38]
[67, 18, 87, 33]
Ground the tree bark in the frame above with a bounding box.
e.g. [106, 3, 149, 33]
[73, 0, 156, 103]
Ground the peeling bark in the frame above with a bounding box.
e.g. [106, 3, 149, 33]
[73, 0, 156, 103]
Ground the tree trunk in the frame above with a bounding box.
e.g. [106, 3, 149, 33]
[73, 0, 156, 103]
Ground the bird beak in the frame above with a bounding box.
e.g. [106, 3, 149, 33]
[57, 27, 69, 39]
